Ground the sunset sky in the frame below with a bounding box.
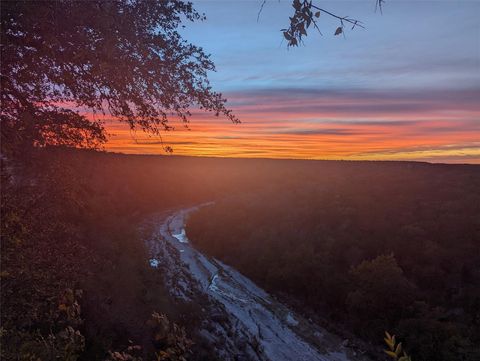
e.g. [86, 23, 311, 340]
[105, 0, 480, 163]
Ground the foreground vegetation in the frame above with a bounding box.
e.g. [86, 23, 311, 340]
[187, 159, 480, 361]
[2, 149, 479, 360]
[0, 148, 250, 360]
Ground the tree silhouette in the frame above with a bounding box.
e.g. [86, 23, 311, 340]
[1, 0, 239, 157]
[262, 0, 386, 47]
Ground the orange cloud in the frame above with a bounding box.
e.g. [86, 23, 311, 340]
[99, 88, 480, 163]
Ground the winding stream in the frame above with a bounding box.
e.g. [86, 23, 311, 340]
[144, 205, 368, 361]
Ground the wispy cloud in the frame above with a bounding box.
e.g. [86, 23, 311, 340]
[103, 87, 480, 163]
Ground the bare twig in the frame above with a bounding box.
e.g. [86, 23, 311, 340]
[257, 0, 267, 22]
[310, 4, 365, 30]
[375, 0, 386, 14]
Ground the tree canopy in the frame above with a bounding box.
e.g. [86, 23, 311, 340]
[1, 0, 389, 158]
[1, 0, 239, 157]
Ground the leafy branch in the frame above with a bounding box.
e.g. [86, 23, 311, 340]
[384, 331, 412, 361]
[278, 0, 385, 47]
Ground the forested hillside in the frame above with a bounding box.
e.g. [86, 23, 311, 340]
[187, 160, 480, 361]
[3, 149, 353, 359]
[1, 148, 268, 360]
[3, 149, 479, 360]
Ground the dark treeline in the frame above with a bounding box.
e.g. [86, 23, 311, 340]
[5, 148, 358, 359]
[1, 148, 275, 360]
[3, 149, 480, 360]
[187, 159, 480, 361]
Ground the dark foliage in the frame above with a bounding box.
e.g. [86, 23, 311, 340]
[279, 0, 380, 47]
[0, 149, 255, 360]
[187, 160, 480, 360]
[3, 148, 479, 360]
[1, 0, 238, 157]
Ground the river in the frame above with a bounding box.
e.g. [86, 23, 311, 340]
[144, 205, 369, 361]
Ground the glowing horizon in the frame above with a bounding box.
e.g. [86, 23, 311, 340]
[104, 1, 479, 164]
[103, 87, 480, 163]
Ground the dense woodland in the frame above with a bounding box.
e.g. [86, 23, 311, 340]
[3, 1, 479, 360]
[1, 148, 258, 360]
[2, 148, 480, 360]
[187, 159, 480, 361]
[2, 148, 340, 360]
